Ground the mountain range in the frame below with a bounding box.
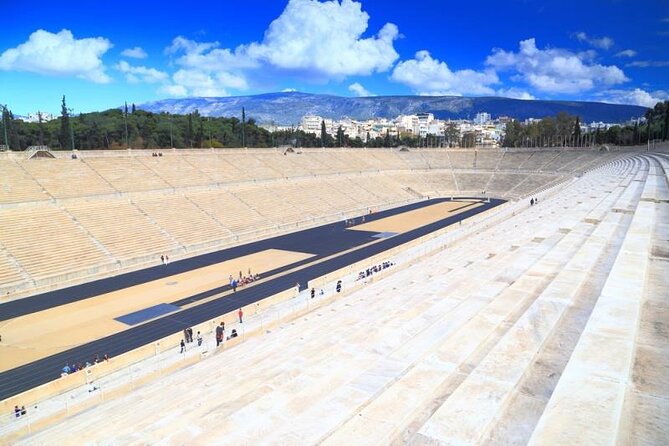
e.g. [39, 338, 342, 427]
[139, 92, 647, 125]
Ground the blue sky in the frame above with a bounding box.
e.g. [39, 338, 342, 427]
[1, 0, 668, 115]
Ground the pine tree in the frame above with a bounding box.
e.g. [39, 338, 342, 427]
[196, 114, 204, 148]
[3, 107, 20, 150]
[0, 106, 9, 149]
[241, 107, 246, 147]
[662, 101, 669, 141]
[124, 101, 129, 147]
[320, 120, 327, 147]
[573, 116, 581, 142]
[336, 126, 344, 147]
[37, 111, 44, 146]
[131, 103, 136, 114]
[59, 96, 70, 150]
[187, 113, 194, 147]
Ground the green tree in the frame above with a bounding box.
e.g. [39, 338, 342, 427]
[3, 108, 22, 150]
[445, 122, 460, 147]
[606, 126, 621, 145]
[138, 111, 158, 148]
[196, 113, 204, 148]
[186, 113, 194, 147]
[336, 125, 345, 147]
[664, 100, 669, 141]
[123, 102, 129, 147]
[36, 111, 45, 146]
[0, 106, 9, 149]
[59, 95, 70, 150]
[555, 112, 572, 142]
[241, 107, 246, 147]
[502, 120, 523, 147]
[461, 131, 476, 148]
[573, 116, 581, 145]
[320, 120, 327, 147]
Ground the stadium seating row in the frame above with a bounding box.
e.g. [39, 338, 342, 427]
[0, 149, 622, 298]
[0, 149, 622, 203]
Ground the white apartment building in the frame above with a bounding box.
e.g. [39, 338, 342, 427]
[395, 113, 441, 137]
[474, 112, 491, 124]
[300, 115, 324, 134]
[395, 115, 419, 135]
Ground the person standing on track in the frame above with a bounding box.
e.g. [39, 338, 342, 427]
[238, 308, 243, 323]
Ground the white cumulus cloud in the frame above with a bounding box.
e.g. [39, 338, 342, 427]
[116, 60, 168, 84]
[391, 50, 498, 96]
[0, 29, 112, 83]
[163, 36, 254, 97]
[166, 36, 258, 71]
[574, 32, 614, 50]
[599, 88, 669, 107]
[246, 0, 399, 77]
[163, 0, 400, 96]
[121, 46, 147, 59]
[348, 82, 374, 96]
[486, 38, 628, 94]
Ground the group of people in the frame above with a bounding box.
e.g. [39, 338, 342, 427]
[178, 270, 256, 353]
[14, 405, 27, 418]
[61, 354, 109, 376]
[151, 152, 163, 157]
[160, 254, 170, 265]
[214, 320, 240, 347]
[357, 261, 395, 281]
[180, 327, 203, 352]
[344, 216, 366, 227]
[530, 197, 539, 206]
[229, 269, 260, 292]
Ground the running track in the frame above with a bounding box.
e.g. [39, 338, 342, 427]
[0, 197, 504, 401]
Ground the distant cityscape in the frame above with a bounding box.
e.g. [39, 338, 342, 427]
[261, 113, 646, 148]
